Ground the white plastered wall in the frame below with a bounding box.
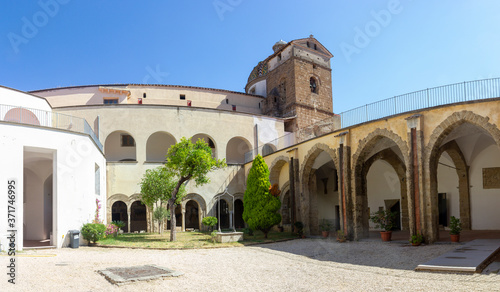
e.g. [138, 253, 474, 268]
[0, 123, 106, 250]
[366, 160, 401, 230]
[469, 143, 500, 229]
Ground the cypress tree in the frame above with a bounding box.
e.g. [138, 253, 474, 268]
[242, 155, 281, 238]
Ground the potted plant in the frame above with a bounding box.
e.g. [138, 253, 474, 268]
[336, 230, 347, 243]
[449, 216, 462, 242]
[319, 219, 331, 238]
[294, 221, 304, 238]
[369, 209, 397, 241]
[409, 233, 423, 246]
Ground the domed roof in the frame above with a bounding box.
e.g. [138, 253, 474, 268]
[247, 61, 268, 83]
[272, 39, 287, 52]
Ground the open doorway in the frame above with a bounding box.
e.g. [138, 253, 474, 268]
[23, 147, 55, 248]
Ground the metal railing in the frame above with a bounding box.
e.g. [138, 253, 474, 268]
[0, 104, 103, 151]
[243, 77, 500, 162]
[340, 77, 500, 128]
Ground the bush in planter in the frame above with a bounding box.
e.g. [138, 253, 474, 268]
[449, 216, 462, 235]
[320, 219, 331, 232]
[81, 223, 106, 244]
[409, 233, 423, 245]
[369, 210, 397, 231]
[202, 216, 218, 232]
[294, 221, 304, 237]
[111, 220, 125, 231]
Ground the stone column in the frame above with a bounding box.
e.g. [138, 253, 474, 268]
[405, 115, 424, 239]
[181, 209, 186, 232]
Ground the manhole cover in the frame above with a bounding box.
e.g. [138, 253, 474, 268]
[98, 265, 183, 285]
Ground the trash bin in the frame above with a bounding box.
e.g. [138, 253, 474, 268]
[69, 230, 80, 248]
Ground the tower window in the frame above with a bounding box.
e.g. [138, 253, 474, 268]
[226, 99, 229, 104]
[306, 41, 310, 48]
[310, 77, 318, 93]
[277, 53, 282, 61]
[180, 94, 186, 100]
[143, 93, 146, 98]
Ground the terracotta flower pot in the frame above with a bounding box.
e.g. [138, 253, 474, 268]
[321, 231, 329, 238]
[450, 234, 460, 242]
[411, 242, 421, 246]
[380, 231, 392, 241]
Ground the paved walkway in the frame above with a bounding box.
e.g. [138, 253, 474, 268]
[416, 239, 500, 273]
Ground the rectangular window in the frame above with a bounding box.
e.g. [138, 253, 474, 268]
[121, 134, 135, 147]
[104, 98, 118, 104]
[95, 164, 100, 196]
[277, 53, 281, 61]
[180, 94, 186, 100]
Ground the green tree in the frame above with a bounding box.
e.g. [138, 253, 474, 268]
[243, 154, 281, 238]
[165, 137, 226, 241]
[153, 206, 170, 235]
[140, 166, 185, 234]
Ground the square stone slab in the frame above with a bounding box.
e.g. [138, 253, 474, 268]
[98, 264, 183, 285]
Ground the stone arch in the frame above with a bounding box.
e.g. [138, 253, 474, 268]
[280, 181, 291, 225]
[226, 136, 252, 164]
[424, 110, 500, 242]
[233, 193, 245, 229]
[351, 128, 410, 239]
[363, 148, 409, 231]
[130, 200, 147, 232]
[192, 133, 217, 159]
[299, 143, 339, 235]
[107, 193, 130, 223]
[182, 193, 207, 212]
[146, 131, 176, 162]
[104, 130, 137, 161]
[262, 143, 277, 156]
[437, 141, 471, 230]
[269, 155, 289, 186]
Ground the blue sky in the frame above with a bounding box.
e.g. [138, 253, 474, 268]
[1, 1, 499, 113]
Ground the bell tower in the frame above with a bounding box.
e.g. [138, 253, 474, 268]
[246, 35, 336, 133]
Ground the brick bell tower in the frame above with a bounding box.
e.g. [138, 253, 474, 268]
[245, 35, 335, 132]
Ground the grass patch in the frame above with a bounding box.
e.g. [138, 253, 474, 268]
[97, 230, 297, 249]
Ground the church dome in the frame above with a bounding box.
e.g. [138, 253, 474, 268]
[247, 61, 268, 83]
[272, 39, 287, 53]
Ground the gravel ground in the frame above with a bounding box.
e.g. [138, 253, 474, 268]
[2, 239, 499, 291]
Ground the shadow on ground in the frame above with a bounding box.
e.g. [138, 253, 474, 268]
[252, 230, 500, 271]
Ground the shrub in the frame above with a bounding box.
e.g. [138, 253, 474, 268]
[105, 224, 118, 236]
[369, 210, 397, 231]
[81, 223, 106, 244]
[243, 155, 281, 239]
[210, 230, 218, 243]
[202, 216, 218, 232]
[449, 216, 462, 235]
[294, 221, 304, 237]
[111, 220, 125, 230]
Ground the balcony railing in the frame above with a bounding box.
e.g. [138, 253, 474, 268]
[0, 104, 103, 151]
[244, 77, 500, 162]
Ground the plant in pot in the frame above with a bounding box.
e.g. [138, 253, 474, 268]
[336, 230, 347, 243]
[320, 219, 331, 238]
[294, 221, 304, 238]
[369, 209, 397, 241]
[449, 216, 462, 242]
[409, 233, 423, 246]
